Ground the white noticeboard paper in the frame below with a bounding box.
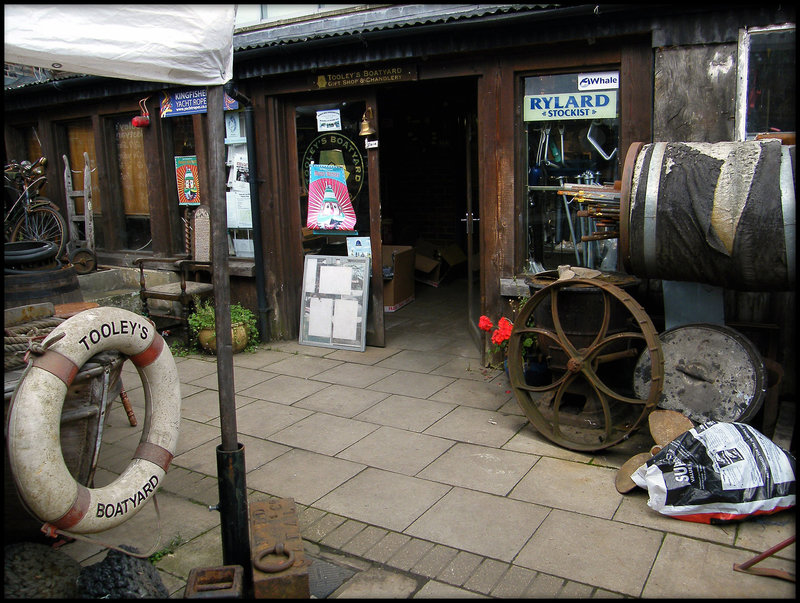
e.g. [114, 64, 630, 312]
[299, 255, 370, 352]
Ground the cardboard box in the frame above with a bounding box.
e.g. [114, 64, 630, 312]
[382, 245, 415, 312]
[413, 239, 467, 287]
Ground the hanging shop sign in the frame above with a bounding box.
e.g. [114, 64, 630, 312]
[160, 88, 239, 117]
[175, 155, 200, 205]
[523, 91, 618, 122]
[301, 133, 364, 203]
[306, 164, 357, 232]
[312, 65, 417, 90]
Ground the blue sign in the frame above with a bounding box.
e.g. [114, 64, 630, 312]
[160, 89, 239, 118]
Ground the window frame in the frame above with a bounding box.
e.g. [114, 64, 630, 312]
[735, 23, 796, 141]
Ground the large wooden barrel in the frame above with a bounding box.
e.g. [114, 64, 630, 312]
[4, 265, 83, 309]
[620, 140, 795, 291]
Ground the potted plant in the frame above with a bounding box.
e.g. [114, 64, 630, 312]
[187, 298, 259, 354]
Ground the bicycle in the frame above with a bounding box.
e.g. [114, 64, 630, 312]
[4, 156, 67, 260]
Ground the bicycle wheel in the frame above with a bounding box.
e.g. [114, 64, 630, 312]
[11, 203, 67, 259]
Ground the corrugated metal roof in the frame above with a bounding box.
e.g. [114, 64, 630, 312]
[234, 4, 554, 50]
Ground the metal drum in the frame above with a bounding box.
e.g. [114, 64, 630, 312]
[620, 140, 795, 291]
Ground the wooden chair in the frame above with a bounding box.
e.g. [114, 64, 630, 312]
[133, 206, 214, 344]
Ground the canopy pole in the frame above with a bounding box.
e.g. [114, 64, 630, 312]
[208, 85, 251, 580]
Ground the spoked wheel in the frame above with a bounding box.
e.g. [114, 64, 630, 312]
[69, 247, 97, 274]
[11, 203, 67, 260]
[508, 277, 663, 451]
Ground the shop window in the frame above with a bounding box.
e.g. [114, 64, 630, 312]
[295, 101, 368, 256]
[736, 24, 796, 140]
[522, 71, 621, 274]
[112, 116, 152, 251]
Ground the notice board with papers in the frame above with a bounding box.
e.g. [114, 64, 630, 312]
[299, 255, 370, 351]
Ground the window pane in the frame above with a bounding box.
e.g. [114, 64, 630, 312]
[114, 117, 151, 250]
[746, 28, 795, 136]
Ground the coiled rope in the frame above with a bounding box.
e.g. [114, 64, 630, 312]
[4, 317, 65, 371]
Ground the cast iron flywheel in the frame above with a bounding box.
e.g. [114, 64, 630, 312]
[508, 277, 663, 451]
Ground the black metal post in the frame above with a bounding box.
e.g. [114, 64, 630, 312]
[207, 85, 251, 573]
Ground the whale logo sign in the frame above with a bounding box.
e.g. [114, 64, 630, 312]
[577, 71, 619, 91]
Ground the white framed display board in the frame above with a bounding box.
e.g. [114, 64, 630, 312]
[299, 255, 370, 352]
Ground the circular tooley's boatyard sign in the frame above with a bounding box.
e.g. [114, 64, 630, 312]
[301, 133, 364, 203]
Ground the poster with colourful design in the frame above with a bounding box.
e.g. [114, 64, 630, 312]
[306, 164, 356, 231]
[175, 155, 200, 205]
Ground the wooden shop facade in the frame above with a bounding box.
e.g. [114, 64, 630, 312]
[4, 4, 795, 368]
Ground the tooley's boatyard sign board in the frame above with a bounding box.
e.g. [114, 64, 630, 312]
[524, 71, 619, 121]
[313, 64, 417, 89]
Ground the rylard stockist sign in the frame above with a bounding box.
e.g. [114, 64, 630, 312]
[524, 90, 617, 121]
[524, 71, 619, 122]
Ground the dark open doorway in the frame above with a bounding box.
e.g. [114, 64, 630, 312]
[376, 78, 480, 347]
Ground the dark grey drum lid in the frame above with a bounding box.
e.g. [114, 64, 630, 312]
[633, 323, 767, 425]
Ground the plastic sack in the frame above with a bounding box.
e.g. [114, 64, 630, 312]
[631, 421, 795, 524]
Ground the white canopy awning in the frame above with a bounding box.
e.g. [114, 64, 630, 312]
[4, 4, 234, 86]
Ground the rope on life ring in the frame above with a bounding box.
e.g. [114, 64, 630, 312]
[5, 307, 181, 535]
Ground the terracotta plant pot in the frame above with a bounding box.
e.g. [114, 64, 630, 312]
[197, 322, 248, 354]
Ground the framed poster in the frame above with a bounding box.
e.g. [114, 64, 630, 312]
[175, 155, 201, 206]
[306, 164, 357, 231]
[299, 255, 370, 351]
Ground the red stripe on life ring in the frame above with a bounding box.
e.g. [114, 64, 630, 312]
[50, 484, 90, 530]
[130, 333, 164, 368]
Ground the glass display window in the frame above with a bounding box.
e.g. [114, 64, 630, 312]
[522, 71, 621, 273]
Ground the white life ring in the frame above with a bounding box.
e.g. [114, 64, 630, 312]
[5, 307, 181, 534]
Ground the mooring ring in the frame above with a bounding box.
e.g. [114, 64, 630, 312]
[254, 541, 296, 573]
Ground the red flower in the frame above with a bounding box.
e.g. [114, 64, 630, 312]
[478, 315, 494, 332]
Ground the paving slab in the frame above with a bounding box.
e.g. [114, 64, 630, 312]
[246, 448, 365, 505]
[509, 456, 622, 519]
[237, 373, 329, 404]
[293, 383, 389, 417]
[209, 398, 312, 438]
[405, 487, 548, 563]
[423, 406, 528, 448]
[316, 468, 450, 532]
[368, 369, 456, 398]
[330, 566, 420, 598]
[643, 533, 796, 598]
[514, 508, 662, 596]
[416, 442, 537, 495]
[337, 425, 455, 476]
[375, 349, 453, 373]
[354, 394, 457, 432]
[268, 413, 380, 456]
[429, 376, 515, 410]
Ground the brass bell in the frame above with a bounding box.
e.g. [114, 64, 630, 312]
[359, 108, 376, 136]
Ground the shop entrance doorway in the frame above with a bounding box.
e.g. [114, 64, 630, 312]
[376, 78, 480, 350]
[293, 79, 479, 351]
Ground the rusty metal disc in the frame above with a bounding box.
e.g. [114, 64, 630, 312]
[615, 451, 652, 494]
[633, 323, 767, 425]
[648, 409, 694, 447]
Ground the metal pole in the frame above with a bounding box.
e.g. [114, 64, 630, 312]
[207, 85, 251, 578]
